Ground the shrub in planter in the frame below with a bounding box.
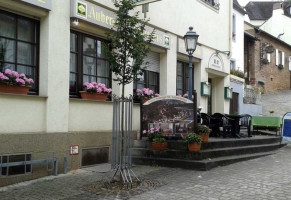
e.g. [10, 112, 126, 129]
[184, 133, 202, 152]
[80, 82, 112, 101]
[197, 125, 212, 143]
[0, 69, 34, 94]
[262, 59, 269, 64]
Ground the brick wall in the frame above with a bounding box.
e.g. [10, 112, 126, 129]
[245, 31, 291, 93]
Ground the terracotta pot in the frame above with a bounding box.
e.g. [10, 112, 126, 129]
[152, 142, 168, 150]
[80, 92, 108, 101]
[199, 133, 209, 143]
[142, 97, 149, 104]
[188, 143, 201, 152]
[0, 84, 30, 95]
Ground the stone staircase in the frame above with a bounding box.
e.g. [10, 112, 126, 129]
[132, 136, 285, 170]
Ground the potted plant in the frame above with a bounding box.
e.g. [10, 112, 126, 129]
[262, 58, 269, 64]
[152, 137, 167, 150]
[144, 128, 167, 150]
[80, 82, 112, 101]
[0, 69, 34, 95]
[269, 110, 275, 116]
[197, 125, 211, 143]
[136, 88, 160, 104]
[184, 133, 202, 152]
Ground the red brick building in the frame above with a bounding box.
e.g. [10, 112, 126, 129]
[244, 22, 291, 93]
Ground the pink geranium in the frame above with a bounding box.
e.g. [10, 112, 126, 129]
[0, 70, 34, 87]
[83, 82, 112, 94]
[136, 88, 159, 99]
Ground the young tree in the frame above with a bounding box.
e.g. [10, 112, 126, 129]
[104, 0, 154, 182]
[104, 0, 154, 100]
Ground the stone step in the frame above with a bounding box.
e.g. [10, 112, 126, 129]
[131, 143, 284, 160]
[132, 151, 279, 171]
[134, 136, 281, 151]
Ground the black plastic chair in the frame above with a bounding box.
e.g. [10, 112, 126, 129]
[240, 114, 252, 137]
[200, 113, 221, 137]
[212, 113, 234, 138]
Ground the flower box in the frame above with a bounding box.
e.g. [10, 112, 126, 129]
[79, 92, 108, 101]
[0, 69, 34, 95]
[0, 84, 30, 95]
[199, 133, 209, 143]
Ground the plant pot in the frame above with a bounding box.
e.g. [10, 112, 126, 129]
[199, 133, 209, 143]
[142, 97, 149, 104]
[0, 84, 30, 95]
[152, 142, 168, 150]
[188, 143, 201, 152]
[80, 91, 108, 101]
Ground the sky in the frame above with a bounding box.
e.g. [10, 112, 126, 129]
[237, 0, 284, 6]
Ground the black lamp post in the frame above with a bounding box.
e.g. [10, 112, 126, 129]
[184, 26, 199, 101]
[184, 26, 199, 132]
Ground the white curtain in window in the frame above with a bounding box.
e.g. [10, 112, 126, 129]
[282, 52, 285, 67]
[267, 53, 271, 63]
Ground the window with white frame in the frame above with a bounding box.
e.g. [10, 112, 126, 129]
[200, 0, 219, 9]
[275, 49, 285, 67]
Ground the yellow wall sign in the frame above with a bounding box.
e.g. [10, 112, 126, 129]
[71, 0, 170, 49]
[19, 0, 52, 10]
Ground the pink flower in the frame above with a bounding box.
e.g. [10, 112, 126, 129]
[97, 88, 102, 93]
[106, 88, 112, 93]
[4, 69, 12, 75]
[83, 82, 89, 87]
[87, 83, 94, 89]
[28, 78, 34, 84]
[155, 93, 160, 97]
[136, 89, 142, 93]
[11, 71, 19, 78]
[143, 130, 147, 134]
[0, 73, 9, 80]
[16, 78, 25, 85]
[155, 127, 160, 132]
[150, 129, 154, 133]
[178, 94, 182, 97]
[19, 73, 26, 78]
[183, 94, 188, 98]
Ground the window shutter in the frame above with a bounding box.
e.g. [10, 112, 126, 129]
[267, 53, 271, 63]
[141, 51, 160, 73]
[282, 52, 285, 67]
[275, 49, 279, 66]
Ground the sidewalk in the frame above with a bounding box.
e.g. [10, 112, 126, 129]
[1, 146, 291, 200]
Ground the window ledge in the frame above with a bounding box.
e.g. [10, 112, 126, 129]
[197, 0, 219, 12]
[69, 97, 141, 105]
[0, 92, 48, 99]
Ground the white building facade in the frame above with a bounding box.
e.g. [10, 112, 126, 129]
[0, 0, 232, 185]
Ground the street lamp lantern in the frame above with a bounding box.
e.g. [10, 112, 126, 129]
[184, 26, 199, 55]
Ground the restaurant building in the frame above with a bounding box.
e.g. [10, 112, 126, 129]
[0, 0, 232, 186]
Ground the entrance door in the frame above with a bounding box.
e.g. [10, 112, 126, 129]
[230, 92, 239, 114]
[207, 78, 212, 115]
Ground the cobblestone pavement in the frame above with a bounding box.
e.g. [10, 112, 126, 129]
[1, 146, 291, 200]
[262, 90, 291, 116]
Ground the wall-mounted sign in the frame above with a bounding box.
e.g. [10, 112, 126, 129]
[208, 53, 224, 71]
[71, 0, 170, 49]
[18, 0, 52, 10]
[133, 0, 161, 5]
[201, 82, 211, 97]
[224, 87, 233, 99]
[177, 38, 203, 59]
[70, 145, 80, 155]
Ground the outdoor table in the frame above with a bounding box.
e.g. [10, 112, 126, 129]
[251, 116, 283, 135]
[227, 115, 242, 138]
